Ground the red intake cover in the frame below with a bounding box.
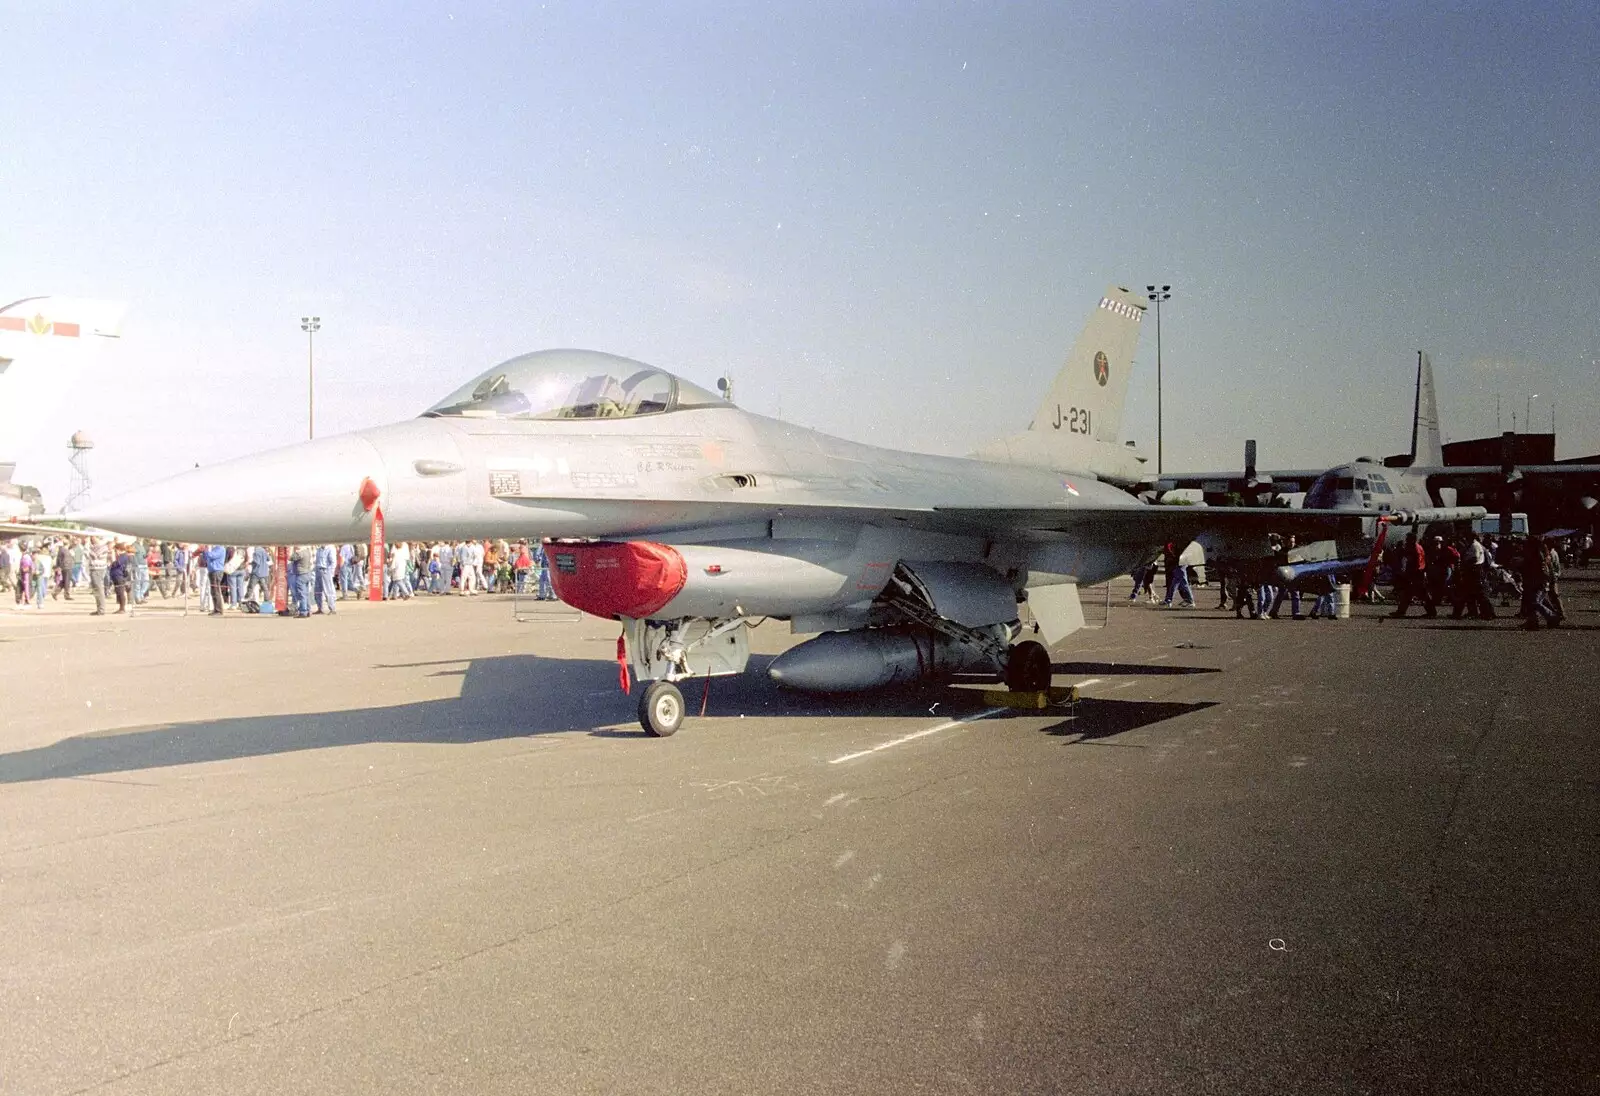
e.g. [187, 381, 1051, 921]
[548, 541, 687, 620]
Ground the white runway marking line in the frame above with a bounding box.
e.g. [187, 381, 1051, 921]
[829, 707, 1008, 764]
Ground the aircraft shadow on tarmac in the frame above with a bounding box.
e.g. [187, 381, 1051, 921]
[0, 654, 1224, 784]
[1035, 699, 1219, 743]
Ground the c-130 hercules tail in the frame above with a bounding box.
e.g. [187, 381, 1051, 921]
[88, 286, 1374, 736]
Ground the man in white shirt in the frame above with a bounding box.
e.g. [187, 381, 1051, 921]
[388, 541, 411, 599]
[1453, 531, 1495, 620]
[461, 540, 482, 595]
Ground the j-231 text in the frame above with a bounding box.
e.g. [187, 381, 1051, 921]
[1053, 405, 1092, 434]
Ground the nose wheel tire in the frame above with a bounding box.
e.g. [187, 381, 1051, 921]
[638, 680, 685, 737]
[1004, 639, 1053, 692]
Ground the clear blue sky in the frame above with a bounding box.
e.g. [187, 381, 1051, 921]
[4, 1, 1596, 507]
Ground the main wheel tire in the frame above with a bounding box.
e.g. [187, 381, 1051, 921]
[637, 680, 685, 737]
[1004, 640, 1053, 692]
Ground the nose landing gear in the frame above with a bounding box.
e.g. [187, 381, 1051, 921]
[622, 615, 750, 737]
[637, 680, 685, 737]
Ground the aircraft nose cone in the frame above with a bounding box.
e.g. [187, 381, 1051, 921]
[83, 433, 387, 544]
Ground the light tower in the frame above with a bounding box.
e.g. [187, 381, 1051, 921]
[301, 315, 321, 439]
[1145, 284, 1173, 476]
[65, 430, 94, 512]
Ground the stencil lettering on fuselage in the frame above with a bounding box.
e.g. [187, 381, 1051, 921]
[632, 442, 703, 476]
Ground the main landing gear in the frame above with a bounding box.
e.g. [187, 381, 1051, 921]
[636, 680, 686, 738]
[1004, 639, 1052, 692]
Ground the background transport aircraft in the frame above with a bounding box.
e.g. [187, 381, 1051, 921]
[1181, 353, 1599, 587]
[1187, 353, 1482, 584]
[0, 295, 128, 519]
[86, 286, 1375, 736]
[1163, 353, 1475, 506]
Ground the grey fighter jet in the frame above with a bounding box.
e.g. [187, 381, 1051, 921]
[87, 287, 1373, 736]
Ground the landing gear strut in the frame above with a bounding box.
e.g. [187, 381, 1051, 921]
[1004, 639, 1052, 692]
[637, 680, 685, 737]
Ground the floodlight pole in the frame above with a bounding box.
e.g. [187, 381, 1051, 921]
[301, 315, 321, 439]
[1146, 285, 1172, 476]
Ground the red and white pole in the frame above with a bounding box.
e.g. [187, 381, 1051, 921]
[360, 477, 385, 602]
[272, 545, 289, 613]
[368, 507, 386, 601]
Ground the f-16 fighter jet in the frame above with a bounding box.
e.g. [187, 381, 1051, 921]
[87, 287, 1373, 736]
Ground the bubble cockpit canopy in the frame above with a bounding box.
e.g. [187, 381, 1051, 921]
[423, 349, 727, 422]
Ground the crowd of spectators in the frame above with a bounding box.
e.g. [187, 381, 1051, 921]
[1382, 529, 1582, 630]
[5, 526, 1588, 630]
[1130, 529, 1589, 629]
[0, 536, 558, 616]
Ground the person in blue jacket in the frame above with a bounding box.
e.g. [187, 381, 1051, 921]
[247, 545, 273, 607]
[108, 544, 134, 614]
[314, 544, 338, 614]
[535, 543, 554, 600]
[204, 543, 227, 616]
[290, 544, 316, 617]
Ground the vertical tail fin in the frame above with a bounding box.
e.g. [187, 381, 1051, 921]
[1410, 351, 1442, 467]
[973, 286, 1147, 484]
[1027, 286, 1145, 443]
[0, 296, 128, 473]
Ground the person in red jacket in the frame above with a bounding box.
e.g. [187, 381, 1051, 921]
[513, 541, 533, 594]
[1389, 532, 1434, 617]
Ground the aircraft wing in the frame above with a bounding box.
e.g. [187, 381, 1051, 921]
[1157, 460, 1600, 493]
[502, 495, 1374, 546]
[0, 521, 106, 538]
[1151, 468, 1330, 492]
[1411, 464, 1600, 478]
[928, 503, 1372, 542]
